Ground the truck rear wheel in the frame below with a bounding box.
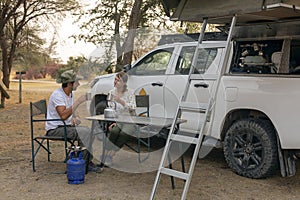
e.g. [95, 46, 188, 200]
[223, 118, 278, 178]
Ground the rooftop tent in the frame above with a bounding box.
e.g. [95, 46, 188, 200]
[161, 0, 180, 17]
[161, 0, 300, 24]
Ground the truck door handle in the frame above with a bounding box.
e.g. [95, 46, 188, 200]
[194, 83, 209, 88]
[151, 82, 163, 87]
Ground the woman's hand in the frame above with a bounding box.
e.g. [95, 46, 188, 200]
[114, 95, 125, 107]
[108, 123, 116, 131]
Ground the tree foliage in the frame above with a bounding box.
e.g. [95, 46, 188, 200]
[0, 0, 81, 85]
[0, 0, 81, 107]
[74, 0, 172, 72]
[14, 26, 51, 70]
[57, 55, 87, 78]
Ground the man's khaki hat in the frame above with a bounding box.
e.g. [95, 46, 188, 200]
[57, 70, 81, 84]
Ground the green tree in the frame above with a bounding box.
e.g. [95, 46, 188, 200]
[62, 56, 86, 72]
[56, 56, 86, 79]
[1, 0, 79, 87]
[74, 0, 171, 72]
[14, 26, 51, 71]
[0, 0, 81, 107]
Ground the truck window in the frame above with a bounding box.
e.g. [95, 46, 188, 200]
[230, 40, 283, 74]
[196, 48, 218, 74]
[127, 48, 174, 76]
[290, 40, 300, 74]
[175, 46, 218, 75]
[230, 39, 300, 75]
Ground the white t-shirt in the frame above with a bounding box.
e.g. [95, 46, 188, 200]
[46, 87, 74, 131]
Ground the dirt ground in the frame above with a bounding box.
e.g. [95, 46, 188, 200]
[1, 80, 300, 200]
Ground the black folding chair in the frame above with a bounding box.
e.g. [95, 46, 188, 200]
[30, 99, 75, 172]
[125, 95, 152, 162]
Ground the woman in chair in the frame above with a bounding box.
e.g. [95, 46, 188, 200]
[102, 71, 136, 167]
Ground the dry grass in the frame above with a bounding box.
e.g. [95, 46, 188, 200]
[0, 81, 59, 158]
[1, 80, 300, 200]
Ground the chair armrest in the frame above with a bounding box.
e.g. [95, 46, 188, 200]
[33, 118, 66, 125]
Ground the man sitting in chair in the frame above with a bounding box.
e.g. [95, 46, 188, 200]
[46, 70, 102, 173]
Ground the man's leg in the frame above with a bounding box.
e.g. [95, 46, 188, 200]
[75, 126, 94, 161]
[47, 126, 77, 140]
[47, 126, 91, 161]
[76, 126, 102, 173]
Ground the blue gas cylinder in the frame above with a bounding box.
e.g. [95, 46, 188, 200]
[67, 151, 85, 184]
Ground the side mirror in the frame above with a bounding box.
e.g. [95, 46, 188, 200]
[123, 64, 131, 72]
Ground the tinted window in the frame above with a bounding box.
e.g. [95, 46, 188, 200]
[175, 46, 195, 74]
[175, 46, 218, 74]
[196, 48, 218, 74]
[290, 40, 300, 74]
[128, 48, 174, 76]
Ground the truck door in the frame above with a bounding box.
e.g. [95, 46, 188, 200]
[126, 47, 176, 118]
[164, 42, 226, 133]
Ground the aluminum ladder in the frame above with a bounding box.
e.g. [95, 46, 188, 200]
[150, 16, 237, 200]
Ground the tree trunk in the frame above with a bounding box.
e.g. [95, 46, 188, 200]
[115, 12, 122, 70]
[122, 0, 143, 66]
[0, 30, 17, 108]
[0, 82, 10, 108]
[0, 94, 4, 108]
[0, 35, 10, 89]
[1, 32, 17, 89]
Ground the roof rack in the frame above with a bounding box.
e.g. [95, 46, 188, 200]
[158, 32, 228, 45]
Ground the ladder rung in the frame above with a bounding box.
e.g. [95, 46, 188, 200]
[179, 102, 208, 112]
[161, 167, 189, 180]
[186, 129, 203, 135]
[189, 74, 218, 80]
[170, 134, 199, 144]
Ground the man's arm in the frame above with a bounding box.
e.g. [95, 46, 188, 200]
[56, 106, 73, 121]
[56, 94, 87, 121]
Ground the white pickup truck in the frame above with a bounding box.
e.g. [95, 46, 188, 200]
[87, 1, 300, 179]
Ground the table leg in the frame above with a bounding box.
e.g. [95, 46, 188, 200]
[99, 121, 109, 168]
[85, 120, 97, 174]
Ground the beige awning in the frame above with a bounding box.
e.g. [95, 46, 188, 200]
[161, 0, 300, 24]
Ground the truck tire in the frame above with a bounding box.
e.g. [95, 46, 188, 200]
[223, 118, 278, 178]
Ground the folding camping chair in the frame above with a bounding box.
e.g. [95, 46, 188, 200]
[30, 99, 76, 172]
[125, 95, 152, 162]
